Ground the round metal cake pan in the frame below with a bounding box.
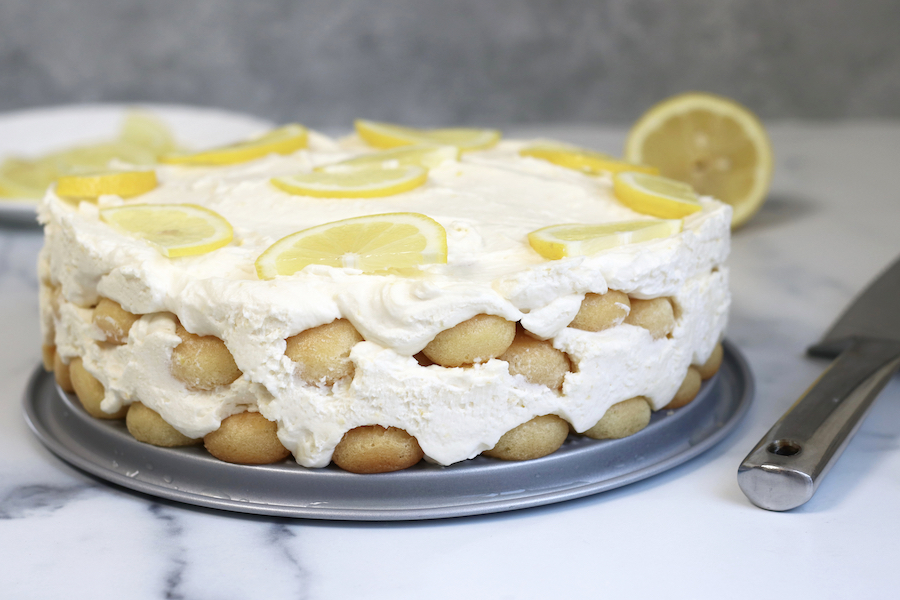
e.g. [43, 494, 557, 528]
[23, 340, 753, 521]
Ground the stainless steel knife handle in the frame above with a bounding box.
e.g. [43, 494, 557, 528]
[738, 338, 900, 511]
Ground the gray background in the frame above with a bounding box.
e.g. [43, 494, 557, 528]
[1, 0, 899, 127]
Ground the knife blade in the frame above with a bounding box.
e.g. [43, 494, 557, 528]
[737, 254, 900, 511]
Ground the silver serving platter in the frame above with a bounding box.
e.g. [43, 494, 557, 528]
[24, 340, 753, 521]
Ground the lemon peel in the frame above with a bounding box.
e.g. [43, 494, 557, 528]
[255, 212, 447, 279]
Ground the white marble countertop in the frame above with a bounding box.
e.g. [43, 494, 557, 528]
[2, 122, 899, 599]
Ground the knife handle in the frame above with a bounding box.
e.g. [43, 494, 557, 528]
[737, 338, 900, 511]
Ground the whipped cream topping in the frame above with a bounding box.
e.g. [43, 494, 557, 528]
[38, 131, 731, 467]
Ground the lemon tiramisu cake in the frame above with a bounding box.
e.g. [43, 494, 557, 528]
[38, 120, 730, 473]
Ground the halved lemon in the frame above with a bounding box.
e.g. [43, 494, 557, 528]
[624, 92, 773, 227]
[613, 171, 703, 219]
[318, 144, 459, 172]
[271, 165, 428, 198]
[99, 203, 233, 257]
[520, 143, 658, 176]
[255, 212, 447, 279]
[528, 219, 683, 260]
[56, 170, 157, 199]
[160, 123, 308, 166]
[355, 119, 500, 152]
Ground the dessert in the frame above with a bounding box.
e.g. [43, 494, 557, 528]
[37, 120, 731, 473]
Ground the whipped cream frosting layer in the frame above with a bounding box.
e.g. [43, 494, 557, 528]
[38, 131, 732, 467]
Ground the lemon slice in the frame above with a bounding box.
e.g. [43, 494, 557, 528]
[355, 119, 500, 152]
[255, 212, 447, 279]
[319, 144, 459, 172]
[520, 143, 658, 176]
[528, 219, 683, 260]
[0, 158, 60, 199]
[272, 165, 428, 198]
[99, 204, 233, 257]
[119, 111, 179, 155]
[624, 92, 773, 227]
[56, 170, 157, 200]
[613, 171, 703, 219]
[160, 124, 308, 166]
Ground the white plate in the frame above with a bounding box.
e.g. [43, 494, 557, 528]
[0, 103, 275, 225]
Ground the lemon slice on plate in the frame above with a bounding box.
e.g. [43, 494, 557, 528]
[160, 123, 308, 166]
[99, 203, 233, 257]
[520, 143, 658, 176]
[119, 111, 179, 155]
[613, 171, 703, 219]
[255, 212, 447, 279]
[528, 219, 683, 260]
[319, 144, 459, 172]
[56, 170, 157, 200]
[624, 92, 773, 227]
[272, 165, 428, 198]
[355, 119, 500, 152]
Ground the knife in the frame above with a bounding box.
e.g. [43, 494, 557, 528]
[737, 254, 900, 511]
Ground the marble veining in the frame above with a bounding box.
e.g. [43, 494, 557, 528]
[1, 123, 899, 599]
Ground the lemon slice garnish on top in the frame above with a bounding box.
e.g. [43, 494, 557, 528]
[519, 143, 658, 176]
[528, 220, 683, 260]
[613, 171, 703, 219]
[355, 119, 500, 152]
[624, 92, 773, 228]
[255, 212, 447, 279]
[319, 144, 460, 172]
[56, 170, 157, 200]
[99, 203, 233, 257]
[160, 123, 308, 166]
[271, 165, 428, 198]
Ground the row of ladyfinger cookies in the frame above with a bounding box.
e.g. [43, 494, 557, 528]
[43, 285, 724, 473]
